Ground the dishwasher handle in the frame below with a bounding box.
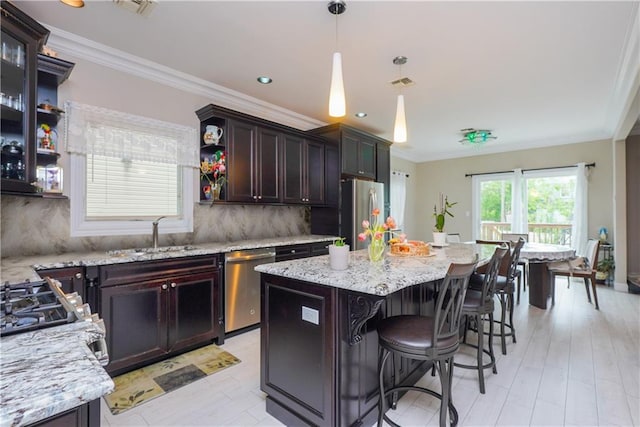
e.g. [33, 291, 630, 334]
[226, 252, 276, 263]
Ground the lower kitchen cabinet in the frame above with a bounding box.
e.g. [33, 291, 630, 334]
[91, 256, 222, 376]
[27, 399, 100, 427]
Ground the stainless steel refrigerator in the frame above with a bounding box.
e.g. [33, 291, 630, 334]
[341, 179, 385, 250]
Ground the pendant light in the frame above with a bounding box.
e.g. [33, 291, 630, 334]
[60, 0, 84, 7]
[393, 56, 408, 143]
[328, 1, 346, 117]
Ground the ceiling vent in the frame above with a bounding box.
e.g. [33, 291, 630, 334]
[113, 0, 156, 16]
[390, 77, 415, 87]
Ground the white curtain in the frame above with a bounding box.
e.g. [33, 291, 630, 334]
[571, 162, 588, 255]
[390, 170, 408, 230]
[512, 168, 526, 233]
[64, 101, 199, 167]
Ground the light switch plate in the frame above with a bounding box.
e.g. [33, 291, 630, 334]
[302, 306, 319, 325]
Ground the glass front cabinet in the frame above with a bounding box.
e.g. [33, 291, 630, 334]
[1, 1, 73, 196]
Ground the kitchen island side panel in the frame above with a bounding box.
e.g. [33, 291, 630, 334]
[260, 274, 437, 427]
[260, 274, 338, 426]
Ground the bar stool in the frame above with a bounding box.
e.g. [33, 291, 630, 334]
[377, 262, 477, 427]
[455, 244, 508, 394]
[501, 233, 529, 304]
[472, 238, 524, 355]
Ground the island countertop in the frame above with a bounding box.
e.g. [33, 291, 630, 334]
[0, 321, 114, 427]
[256, 242, 495, 296]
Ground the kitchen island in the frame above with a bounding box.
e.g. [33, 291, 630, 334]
[256, 243, 493, 427]
[0, 321, 114, 427]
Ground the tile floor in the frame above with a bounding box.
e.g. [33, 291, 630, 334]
[101, 279, 640, 426]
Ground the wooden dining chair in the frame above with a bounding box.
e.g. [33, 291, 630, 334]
[547, 239, 601, 309]
[501, 233, 529, 304]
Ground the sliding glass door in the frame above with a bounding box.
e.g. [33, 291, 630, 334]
[472, 166, 585, 248]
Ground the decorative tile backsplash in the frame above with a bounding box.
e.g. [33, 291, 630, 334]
[1, 196, 310, 257]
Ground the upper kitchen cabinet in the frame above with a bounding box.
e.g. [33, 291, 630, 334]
[226, 120, 281, 203]
[0, 1, 74, 196]
[196, 104, 282, 204]
[1, 1, 47, 194]
[196, 104, 338, 206]
[309, 123, 384, 181]
[282, 134, 325, 205]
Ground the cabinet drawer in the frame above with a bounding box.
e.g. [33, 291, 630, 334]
[276, 244, 311, 261]
[99, 255, 219, 287]
[310, 241, 330, 256]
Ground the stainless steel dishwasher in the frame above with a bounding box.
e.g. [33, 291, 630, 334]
[224, 247, 276, 333]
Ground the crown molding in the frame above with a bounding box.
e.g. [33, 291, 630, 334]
[44, 25, 326, 131]
[606, 2, 640, 139]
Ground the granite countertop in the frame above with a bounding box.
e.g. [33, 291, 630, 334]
[1, 235, 336, 284]
[256, 242, 497, 296]
[0, 321, 114, 427]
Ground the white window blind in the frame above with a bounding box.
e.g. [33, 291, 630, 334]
[86, 155, 180, 219]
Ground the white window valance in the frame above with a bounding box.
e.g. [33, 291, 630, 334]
[64, 101, 198, 167]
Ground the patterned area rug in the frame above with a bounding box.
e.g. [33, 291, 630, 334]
[104, 344, 241, 415]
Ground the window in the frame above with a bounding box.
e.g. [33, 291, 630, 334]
[472, 164, 588, 251]
[66, 102, 198, 237]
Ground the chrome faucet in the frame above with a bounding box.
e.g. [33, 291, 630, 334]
[152, 216, 166, 249]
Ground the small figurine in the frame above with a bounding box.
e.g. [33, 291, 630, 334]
[599, 227, 608, 243]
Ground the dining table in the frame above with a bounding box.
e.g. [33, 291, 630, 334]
[520, 242, 576, 309]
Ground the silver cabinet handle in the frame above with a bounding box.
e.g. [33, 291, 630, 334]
[161, 284, 168, 290]
[75, 273, 83, 279]
[170, 282, 176, 288]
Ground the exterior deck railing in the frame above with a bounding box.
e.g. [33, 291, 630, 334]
[480, 222, 572, 245]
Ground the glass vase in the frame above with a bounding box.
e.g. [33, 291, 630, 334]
[368, 238, 385, 263]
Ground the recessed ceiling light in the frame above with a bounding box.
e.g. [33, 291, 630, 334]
[257, 76, 272, 84]
[355, 112, 367, 118]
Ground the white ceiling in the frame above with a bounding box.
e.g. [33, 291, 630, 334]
[14, 0, 640, 162]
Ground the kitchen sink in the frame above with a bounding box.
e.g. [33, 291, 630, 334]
[107, 245, 199, 257]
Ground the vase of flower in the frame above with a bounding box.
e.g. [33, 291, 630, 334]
[358, 208, 402, 263]
[368, 238, 385, 263]
[329, 237, 350, 270]
[433, 193, 457, 245]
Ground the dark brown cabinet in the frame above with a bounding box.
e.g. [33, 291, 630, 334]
[37, 266, 85, 300]
[92, 256, 221, 376]
[0, 2, 73, 196]
[27, 399, 100, 427]
[226, 119, 281, 203]
[342, 131, 376, 179]
[376, 142, 391, 218]
[282, 134, 325, 205]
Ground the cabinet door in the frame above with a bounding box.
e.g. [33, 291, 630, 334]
[256, 127, 280, 203]
[0, 21, 38, 194]
[324, 144, 339, 207]
[226, 119, 256, 202]
[376, 143, 391, 218]
[282, 133, 304, 204]
[341, 132, 360, 177]
[358, 139, 376, 179]
[305, 139, 325, 205]
[38, 267, 85, 300]
[101, 279, 168, 375]
[168, 271, 218, 353]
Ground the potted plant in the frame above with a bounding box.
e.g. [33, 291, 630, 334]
[596, 257, 615, 282]
[433, 193, 457, 246]
[329, 237, 350, 270]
